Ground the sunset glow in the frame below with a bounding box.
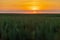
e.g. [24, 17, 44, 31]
[0, 0, 60, 11]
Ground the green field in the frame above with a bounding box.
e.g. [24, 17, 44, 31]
[0, 14, 60, 40]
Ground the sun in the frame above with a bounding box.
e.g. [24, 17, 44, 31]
[29, 6, 40, 10]
[31, 6, 39, 10]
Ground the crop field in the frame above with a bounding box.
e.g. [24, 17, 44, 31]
[0, 14, 60, 40]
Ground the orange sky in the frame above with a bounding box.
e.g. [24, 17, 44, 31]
[0, 0, 60, 10]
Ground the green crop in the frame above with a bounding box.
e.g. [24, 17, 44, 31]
[0, 14, 60, 40]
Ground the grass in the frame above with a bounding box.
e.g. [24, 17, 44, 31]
[0, 14, 60, 40]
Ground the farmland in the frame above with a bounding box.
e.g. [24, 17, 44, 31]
[0, 14, 60, 40]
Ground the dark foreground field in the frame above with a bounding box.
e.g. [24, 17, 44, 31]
[0, 14, 60, 40]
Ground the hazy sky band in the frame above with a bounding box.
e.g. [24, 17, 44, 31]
[0, 10, 60, 14]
